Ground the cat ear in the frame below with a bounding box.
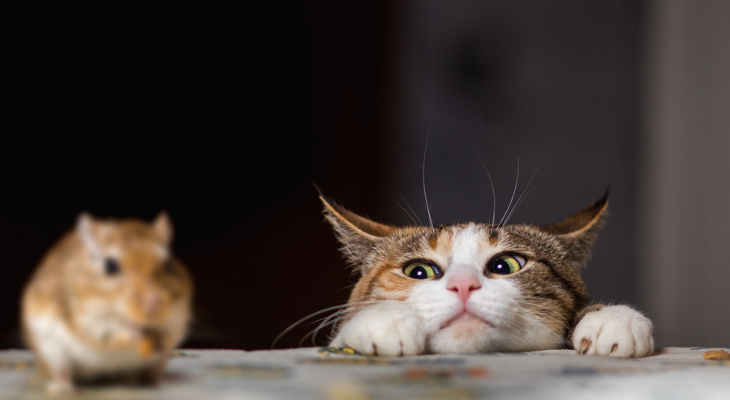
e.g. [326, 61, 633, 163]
[542, 190, 609, 236]
[541, 190, 609, 270]
[320, 195, 395, 272]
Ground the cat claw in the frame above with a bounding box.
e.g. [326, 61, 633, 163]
[578, 338, 592, 355]
[330, 301, 426, 357]
[572, 305, 654, 358]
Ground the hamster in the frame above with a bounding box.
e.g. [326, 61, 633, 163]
[21, 212, 193, 393]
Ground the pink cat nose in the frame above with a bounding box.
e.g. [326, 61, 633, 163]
[446, 265, 482, 303]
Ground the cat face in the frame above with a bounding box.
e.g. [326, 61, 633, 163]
[322, 193, 607, 353]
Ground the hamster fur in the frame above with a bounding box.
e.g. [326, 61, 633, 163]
[21, 212, 193, 393]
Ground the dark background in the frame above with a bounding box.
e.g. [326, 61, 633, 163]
[2, 2, 394, 350]
[2, 2, 646, 350]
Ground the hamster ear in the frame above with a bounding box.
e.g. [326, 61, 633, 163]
[540, 190, 609, 271]
[153, 211, 173, 244]
[77, 212, 101, 258]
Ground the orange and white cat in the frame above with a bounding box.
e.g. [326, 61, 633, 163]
[321, 192, 654, 357]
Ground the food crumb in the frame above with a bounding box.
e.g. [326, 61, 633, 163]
[702, 350, 730, 360]
[138, 338, 155, 357]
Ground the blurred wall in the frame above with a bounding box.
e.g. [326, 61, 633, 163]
[383, 1, 643, 308]
[1, 2, 393, 351]
[639, 0, 730, 347]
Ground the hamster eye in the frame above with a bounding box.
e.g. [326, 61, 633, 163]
[104, 257, 121, 276]
[403, 262, 441, 279]
[487, 254, 526, 275]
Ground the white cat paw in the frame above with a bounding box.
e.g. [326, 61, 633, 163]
[331, 301, 425, 356]
[572, 305, 654, 358]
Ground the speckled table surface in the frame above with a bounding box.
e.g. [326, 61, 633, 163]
[1, 346, 728, 400]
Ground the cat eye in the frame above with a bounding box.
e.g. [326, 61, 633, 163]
[487, 254, 526, 276]
[104, 257, 121, 276]
[403, 262, 441, 279]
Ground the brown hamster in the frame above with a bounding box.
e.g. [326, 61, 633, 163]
[21, 212, 193, 393]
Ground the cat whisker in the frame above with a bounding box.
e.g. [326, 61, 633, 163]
[306, 300, 384, 345]
[498, 159, 521, 228]
[422, 128, 434, 231]
[395, 195, 423, 226]
[501, 166, 540, 227]
[309, 305, 357, 343]
[275, 300, 380, 348]
[271, 304, 354, 349]
[479, 159, 498, 235]
[300, 314, 342, 347]
[307, 310, 349, 346]
[334, 282, 357, 294]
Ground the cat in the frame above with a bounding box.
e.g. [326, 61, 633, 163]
[320, 191, 654, 357]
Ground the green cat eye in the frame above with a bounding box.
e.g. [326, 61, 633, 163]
[403, 262, 441, 279]
[487, 254, 526, 275]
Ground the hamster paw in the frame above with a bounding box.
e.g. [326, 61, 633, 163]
[572, 305, 654, 358]
[46, 376, 74, 394]
[331, 301, 425, 356]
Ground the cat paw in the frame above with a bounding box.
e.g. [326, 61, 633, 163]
[330, 301, 425, 356]
[572, 305, 654, 358]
